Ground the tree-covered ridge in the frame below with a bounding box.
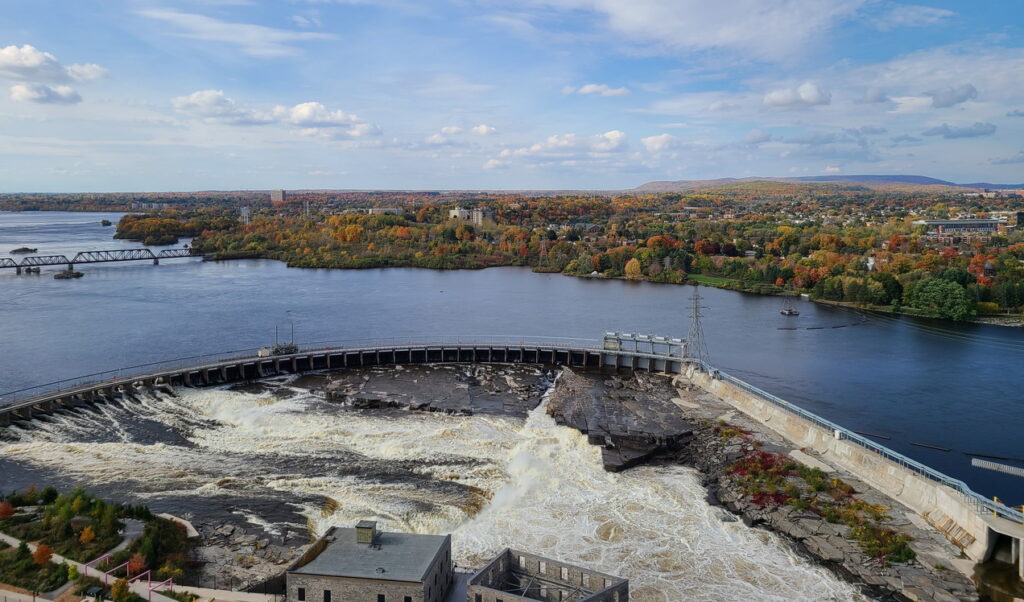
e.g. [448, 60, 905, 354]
[110, 187, 1024, 322]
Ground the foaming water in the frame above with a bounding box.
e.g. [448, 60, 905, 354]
[0, 387, 866, 601]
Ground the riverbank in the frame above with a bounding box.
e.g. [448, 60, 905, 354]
[812, 298, 1024, 327]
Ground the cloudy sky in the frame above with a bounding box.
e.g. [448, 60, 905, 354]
[1, 0, 1022, 192]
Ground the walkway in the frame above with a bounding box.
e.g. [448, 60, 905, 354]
[0, 532, 175, 602]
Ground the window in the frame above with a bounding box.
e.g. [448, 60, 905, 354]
[376, 596, 384, 602]
[297, 588, 305, 601]
[560, 566, 568, 580]
[474, 595, 482, 602]
[404, 597, 412, 602]
[323, 591, 331, 602]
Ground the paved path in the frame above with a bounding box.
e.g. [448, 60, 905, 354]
[171, 586, 276, 602]
[0, 532, 175, 602]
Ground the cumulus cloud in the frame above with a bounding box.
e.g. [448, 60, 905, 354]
[171, 90, 274, 125]
[571, 83, 630, 97]
[483, 158, 507, 169]
[640, 133, 680, 152]
[424, 133, 452, 145]
[0, 44, 107, 85]
[10, 83, 81, 104]
[824, 165, 841, 173]
[137, 9, 334, 57]
[872, 4, 954, 31]
[921, 122, 996, 139]
[470, 124, 496, 135]
[440, 126, 463, 135]
[925, 83, 977, 108]
[763, 82, 831, 108]
[499, 130, 628, 161]
[171, 90, 379, 138]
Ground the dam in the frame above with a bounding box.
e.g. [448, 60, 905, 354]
[2, 331, 1021, 590]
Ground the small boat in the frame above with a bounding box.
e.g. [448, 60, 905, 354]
[54, 270, 84, 280]
[10, 247, 37, 254]
[780, 297, 800, 316]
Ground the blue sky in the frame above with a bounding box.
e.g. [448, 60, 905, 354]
[1, 0, 1022, 192]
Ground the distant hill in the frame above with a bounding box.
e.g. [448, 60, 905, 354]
[636, 175, 1023, 192]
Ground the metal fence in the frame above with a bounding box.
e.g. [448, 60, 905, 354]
[686, 358, 1024, 524]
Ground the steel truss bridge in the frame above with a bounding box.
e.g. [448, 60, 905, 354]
[0, 248, 195, 273]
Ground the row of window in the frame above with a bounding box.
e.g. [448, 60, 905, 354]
[296, 588, 413, 602]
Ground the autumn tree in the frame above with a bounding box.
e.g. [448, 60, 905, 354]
[624, 258, 643, 280]
[128, 553, 147, 575]
[79, 525, 96, 545]
[33, 543, 53, 566]
[0, 501, 14, 519]
[111, 578, 130, 602]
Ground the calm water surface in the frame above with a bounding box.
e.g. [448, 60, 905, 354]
[2, 211, 1023, 504]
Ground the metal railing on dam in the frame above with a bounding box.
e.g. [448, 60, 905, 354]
[2, 334, 1021, 528]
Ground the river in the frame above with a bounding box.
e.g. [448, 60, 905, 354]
[1, 210, 1022, 599]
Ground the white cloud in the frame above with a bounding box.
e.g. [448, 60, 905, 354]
[500, 130, 628, 161]
[483, 158, 507, 169]
[137, 9, 334, 57]
[925, 83, 977, 108]
[921, 122, 996, 139]
[744, 129, 773, 144]
[171, 89, 274, 124]
[171, 91, 379, 138]
[10, 83, 82, 104]
[824, 165, 841, 173]
[873, 4, 954, 31]
[424, 133, 450, 145]
[857, 87, 889, 103]
[573, 83, 629, 97]
[763, 82, 831, 108]
[0, 45, 106, 83]
[440, 125, 463, 135]
[470, 124, 496, 135]
[524, 0, 864, 62]
[640, 133, 679, 152]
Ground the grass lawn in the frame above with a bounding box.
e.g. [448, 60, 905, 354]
[686, 274, 737, 286]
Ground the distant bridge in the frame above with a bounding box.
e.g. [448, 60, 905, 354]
[0, 248, 196, 273]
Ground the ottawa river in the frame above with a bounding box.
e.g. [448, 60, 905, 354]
[1, 211, 1022, 600]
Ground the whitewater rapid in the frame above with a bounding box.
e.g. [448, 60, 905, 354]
[0, 383, 867, 601]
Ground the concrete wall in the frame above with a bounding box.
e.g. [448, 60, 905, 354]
[684, 364, 1007, 563]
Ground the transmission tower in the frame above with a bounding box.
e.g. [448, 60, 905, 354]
[685, 290, 710, 366]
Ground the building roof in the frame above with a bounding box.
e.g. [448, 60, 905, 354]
[292, 528, 449, 584]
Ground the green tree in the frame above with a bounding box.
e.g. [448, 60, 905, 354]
[905, 278, 975, 321]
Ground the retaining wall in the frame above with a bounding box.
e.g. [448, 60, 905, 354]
[685, 364, 1018, 565]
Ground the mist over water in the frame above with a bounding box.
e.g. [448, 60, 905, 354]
[0, 380, 866, 601]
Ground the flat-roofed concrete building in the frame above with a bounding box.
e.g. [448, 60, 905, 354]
[467, 549, 628, 602]
[915, 218, 1005, 234]
[287, 522, 453, 602]
[271, 189, 287, 204]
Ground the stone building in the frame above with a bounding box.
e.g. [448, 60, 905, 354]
[467, 549, 628, 602]
[287, 522, 453, 602]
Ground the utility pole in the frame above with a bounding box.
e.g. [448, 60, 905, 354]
[685, 291, 710, 366]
